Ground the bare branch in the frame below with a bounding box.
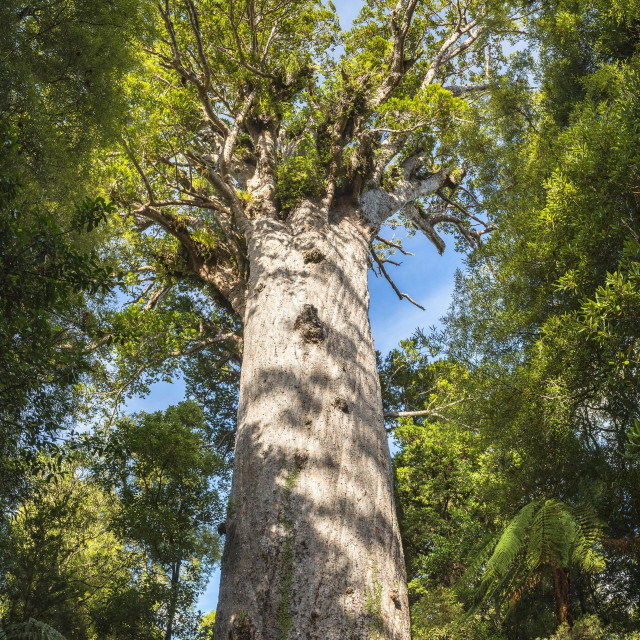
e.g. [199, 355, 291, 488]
[371, 250, 425, 310]
[384, 409, 436, 418]
[121, 139, 155, 203]
[361, 164, 457, 228]
[421, 19, 485, 89]
[165, 331, 243, 359]
[184, 149, 254, 243]
[437, 190, 493, 231]
[125, 279, 156, 306]
[405, 203, 447, 254]
[144, 285, 171, 311]
[374, 0, 421, 105]
[157, 1, 230, 135]
[220, 87, 258, 176]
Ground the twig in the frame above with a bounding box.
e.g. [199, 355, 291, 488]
[375, 235, 415, 256]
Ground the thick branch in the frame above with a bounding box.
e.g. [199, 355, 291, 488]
[133, 204, 247, 315]
[421, 19, 485, 88]
[360, 164, 456, 229]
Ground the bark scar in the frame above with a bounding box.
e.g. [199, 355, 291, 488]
[303, 248, 325, 264]
[294, 304, 326, 344]
[333, 397, 349, 413]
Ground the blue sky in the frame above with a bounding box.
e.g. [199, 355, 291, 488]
[125, 0, 466, 614]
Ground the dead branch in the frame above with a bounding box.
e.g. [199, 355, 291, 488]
[371, 249, 425, 310]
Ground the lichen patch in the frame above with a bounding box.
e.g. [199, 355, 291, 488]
[230, 611, 255, 640]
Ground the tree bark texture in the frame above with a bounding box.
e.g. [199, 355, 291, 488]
[214, 203, 410, 640]
[551, 563, 572, 628]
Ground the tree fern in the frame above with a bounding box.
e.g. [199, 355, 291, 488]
[526, 500, 573, 570]
[0, 620, 68, 640]
[467, 498, 604, 613]
[570, 503, 606, 574]
[478, 499, 538, 601]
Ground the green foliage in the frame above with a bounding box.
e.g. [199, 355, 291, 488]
[0, 0, 149, 198]
[0, 0, 146, 516]
[385, 344, 506, 639]
[195, 611, 216, 640]
[0, 128, 116, 513]
[0, 452, 136, 639]
[0, 402, 226, 639]
[6, 1, 640, 638]
[276, 136, 326, 210]
[73, 198, 117, 234]
[388, 3, 640, 637]
[90, 402, 224, 639]
[535, 614, 640, 640]
[94, 401, 224, 556]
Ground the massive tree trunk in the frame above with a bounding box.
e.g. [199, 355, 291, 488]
[214, 202, 410, 639]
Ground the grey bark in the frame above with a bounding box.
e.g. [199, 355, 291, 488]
[165, 557, 181, 640]
[214, 201, 410, 640]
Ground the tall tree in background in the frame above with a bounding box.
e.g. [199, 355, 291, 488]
[0, 451, 137, 640]
[94, 402, 224, 640]
[0, 0, 146, 512]
[0, 404, 224, 640]
[106, 1, 522, 636]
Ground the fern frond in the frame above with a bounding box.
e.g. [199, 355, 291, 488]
[460, 533, 501, 585]
[482, 500, 538, 587]
[1, 619, 68, 640]
[526, 499, 573, 570]
[570, 503, 605, 573]
[466, 497, 606, 617]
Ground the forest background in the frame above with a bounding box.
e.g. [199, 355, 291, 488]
[1, 0, 640, 639]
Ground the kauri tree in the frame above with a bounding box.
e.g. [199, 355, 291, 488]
[107, 1, 522, 637]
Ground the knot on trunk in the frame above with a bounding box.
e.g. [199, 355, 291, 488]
[333, 397, 349, 413]
[303, 248, 325, 264]
[294, 304, 325, 344]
